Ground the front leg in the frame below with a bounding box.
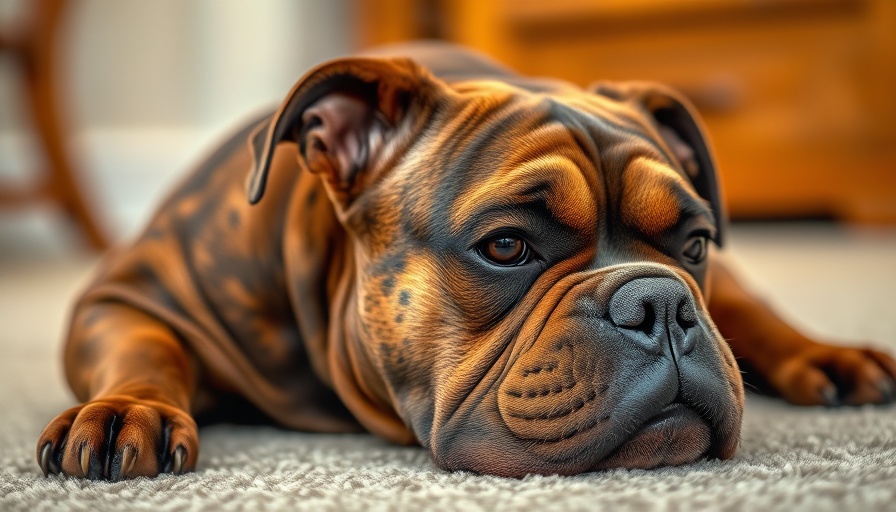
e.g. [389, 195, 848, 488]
[36, 301, 199, 480]
[708, 256, 896, 406]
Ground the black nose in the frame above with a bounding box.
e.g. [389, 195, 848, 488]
[608, 278, 698, 356]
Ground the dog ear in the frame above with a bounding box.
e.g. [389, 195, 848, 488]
[246, 57, 432, 205]
[590, 81, 727, 247]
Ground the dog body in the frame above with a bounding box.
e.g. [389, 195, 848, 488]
[37, 42, 896, 480]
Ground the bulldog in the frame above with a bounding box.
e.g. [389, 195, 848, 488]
[37, 42, 896, 480]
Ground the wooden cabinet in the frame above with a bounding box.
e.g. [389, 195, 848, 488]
[357, 0, 896, 223]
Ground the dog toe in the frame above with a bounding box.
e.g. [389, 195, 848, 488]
[160, 415, 198, 475]
[59, 402, 124, 479]
[828, 350, 893, 405]
[773, 359, 837, 406]
[36, 405, 81, 477]
[107, 404, 164, 479]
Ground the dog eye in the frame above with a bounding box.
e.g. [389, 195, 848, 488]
[479, 236, 530, 266]
[683, 236, 708, 265]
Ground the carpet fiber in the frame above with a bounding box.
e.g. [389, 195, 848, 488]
[1, 224, 895, 511]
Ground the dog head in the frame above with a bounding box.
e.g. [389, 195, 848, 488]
[247, 56, 743, 477]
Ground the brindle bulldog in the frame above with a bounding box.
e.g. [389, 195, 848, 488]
[37, 42, 896, 480]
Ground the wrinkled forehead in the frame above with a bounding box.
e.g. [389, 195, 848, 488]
[390, 82, 706, 243]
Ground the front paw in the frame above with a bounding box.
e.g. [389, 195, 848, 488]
[770, 344, 896, 406]
[36, 396, 198, 480]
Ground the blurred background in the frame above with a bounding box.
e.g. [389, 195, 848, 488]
[358, 0, 896, 222]
[1, 0, 353, 255]
[1, 0, 895, 257]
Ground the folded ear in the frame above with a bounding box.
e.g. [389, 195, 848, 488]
[246, 57, 434, 205]
[590, 81, 727, 247]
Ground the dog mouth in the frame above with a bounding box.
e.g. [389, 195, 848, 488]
[593, 402, 712, 470]
[429, 265, 743, 477]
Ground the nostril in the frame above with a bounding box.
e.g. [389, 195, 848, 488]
[608, 298, 657, 335]
[676, 298, 697, 330]
[635, 302, 657, 335]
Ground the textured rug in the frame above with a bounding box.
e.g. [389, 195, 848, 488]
[1, 224, 895, 511]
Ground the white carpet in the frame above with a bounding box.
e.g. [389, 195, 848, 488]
[1, 223, 895, 511]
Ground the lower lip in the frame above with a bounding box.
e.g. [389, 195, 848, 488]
[595, 403, 712, 469]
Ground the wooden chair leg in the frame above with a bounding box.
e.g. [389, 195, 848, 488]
[18, 0, 108, 250]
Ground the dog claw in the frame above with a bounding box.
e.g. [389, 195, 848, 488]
[80, 445, 90, 477]
[115, 445, 136, 481]
[822, 386, 839, 407]
[879, 379, 895, 403]
[173, 446, 185, 474]
[39, 443, 51, 477]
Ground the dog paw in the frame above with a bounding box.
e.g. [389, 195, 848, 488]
[770, 343, 896, 406]
[36, 396, 198, 480]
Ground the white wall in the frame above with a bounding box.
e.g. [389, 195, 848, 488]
[64, 0, 354, 129]
[0, 0, 353, 243]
